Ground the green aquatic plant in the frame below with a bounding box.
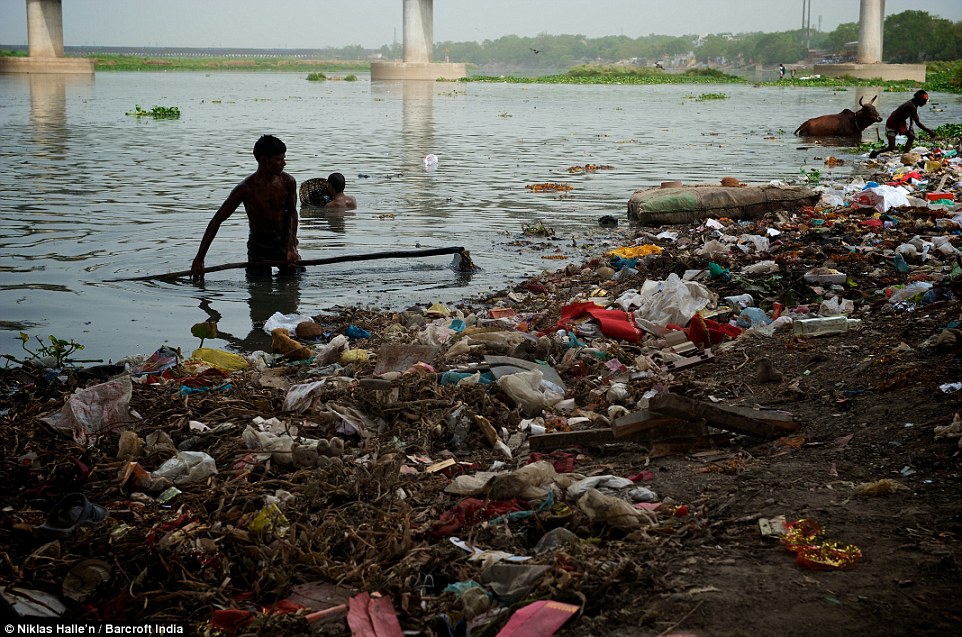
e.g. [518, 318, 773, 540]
[689, 92, 729, 101]
[343, 74, 358, 82]
[3, 333, 85, 368]
[799, 167, 822, 186]
[191, 321, 218, 348]
[307, 72, 327, 81]
[126, 104, 181, 119]
[920, 122, 962, 141]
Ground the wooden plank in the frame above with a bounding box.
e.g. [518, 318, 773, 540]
[528, 429, 614, 451]
[627, 420, 708, 442]
[611, 409, 698, 438]
[661, 349, 715, 372]
[529, 419, 708, 450]
[649, 433, 734, 458]
[648, 393, 798, 438]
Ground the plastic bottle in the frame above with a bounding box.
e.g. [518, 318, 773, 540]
[724, 293, 754, 308]
[792, 316, 862, 337]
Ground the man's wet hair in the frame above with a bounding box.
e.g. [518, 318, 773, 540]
[328, 172, 346, 193]
[914, 90, 929, 100]
[253, 135, 286, 160]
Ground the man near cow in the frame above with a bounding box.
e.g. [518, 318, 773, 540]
[869, 90, 935, 159]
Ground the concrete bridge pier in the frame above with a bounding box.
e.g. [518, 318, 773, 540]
[0, 0, 94, 74]
[371, 0, 466, 81]
[816, 0, 924, 82]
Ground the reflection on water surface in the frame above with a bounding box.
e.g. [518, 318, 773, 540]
[1, 72, 958, 362]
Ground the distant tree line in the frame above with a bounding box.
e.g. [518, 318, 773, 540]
[362, 10, 957, 69]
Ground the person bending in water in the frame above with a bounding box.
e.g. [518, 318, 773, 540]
[869, 90, 935, 159]
[191, 135, 300, 278]
[324, 172, 357, 210]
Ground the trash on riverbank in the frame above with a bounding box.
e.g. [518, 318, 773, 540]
[2, 140, 961, 634]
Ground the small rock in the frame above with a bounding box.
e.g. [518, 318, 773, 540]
[756, 358, 783, 383]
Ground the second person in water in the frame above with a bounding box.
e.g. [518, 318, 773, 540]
[324, 172, 357, 210]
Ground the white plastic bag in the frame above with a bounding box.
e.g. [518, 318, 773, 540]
[315, 334, 349, 366]
[567, 475, 634, 498]
[283, 380, 326, 413]
[497, 370, 563, 417]
[633, 273, 715, 327]
[153, 451, 218, 484]
[263, 312, 317, 336]
[41, 376, 135, 446]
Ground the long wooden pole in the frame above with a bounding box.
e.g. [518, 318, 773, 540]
[107, 246, 467, 282]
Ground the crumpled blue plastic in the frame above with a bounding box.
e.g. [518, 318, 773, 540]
[345, 325, 371, 339]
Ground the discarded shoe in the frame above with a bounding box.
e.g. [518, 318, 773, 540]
[36, 493, 107, 538]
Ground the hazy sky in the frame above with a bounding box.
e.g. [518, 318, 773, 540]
[1, 0, 960, 49]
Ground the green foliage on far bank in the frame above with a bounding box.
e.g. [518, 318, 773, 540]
[88, 53, 369, 73]
[466, 66, 745, 85]
[466, 60, 962, 94]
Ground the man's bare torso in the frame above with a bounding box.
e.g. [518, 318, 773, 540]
[238, 171, 295, 236]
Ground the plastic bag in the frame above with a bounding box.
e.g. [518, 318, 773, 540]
[41, 376, 135, 446]
[191, 348, 249, 372]
[153, 451, 218, 484]
[932, 236, 960, 256]
[282, 380, 326, 413]
[737, 234, 771, 253]
[567, 475, 634, 497]
[633, 273, 715, 327]
[740, 260, 779, 274]
[818, 297, 855, 316]
[314, 334, 349, 366]
[241, 424, 299, 464]
[697, 239, 730, 259]
[853, 184, 910, 212]
[888, 282, 933, 304]
[576, 488, 651, 529]
[418, 323, 456, 347]
[497, 370, 563, 417]
[263, 312, 317, 336]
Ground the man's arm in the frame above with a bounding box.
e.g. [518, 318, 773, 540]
[191, 186, 244, 279]
[909, 104, 935, 137]
[911, 108, 935, 136]
[283, 175, 300, 263]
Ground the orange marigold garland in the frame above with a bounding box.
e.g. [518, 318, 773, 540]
[780, 519, 862, 570]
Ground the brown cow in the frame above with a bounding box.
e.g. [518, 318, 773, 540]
[794, 95, 882, 136]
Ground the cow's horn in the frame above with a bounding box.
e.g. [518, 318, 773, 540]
[859, 96, 864, 106]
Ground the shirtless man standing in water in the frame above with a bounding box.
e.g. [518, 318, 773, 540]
[191, 135, 300, 279]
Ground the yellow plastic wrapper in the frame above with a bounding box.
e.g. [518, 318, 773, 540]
[608, 244, 663, 259]
[425, 302, 451, 317]
[340, 349, 370, 363]
[191, 348, 249, 372]
[247, 502, 290, 538]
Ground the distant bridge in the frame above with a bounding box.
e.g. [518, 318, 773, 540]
[0, 0, 922, 81]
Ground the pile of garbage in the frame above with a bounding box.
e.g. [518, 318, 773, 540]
[1, 143, 961, 636]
